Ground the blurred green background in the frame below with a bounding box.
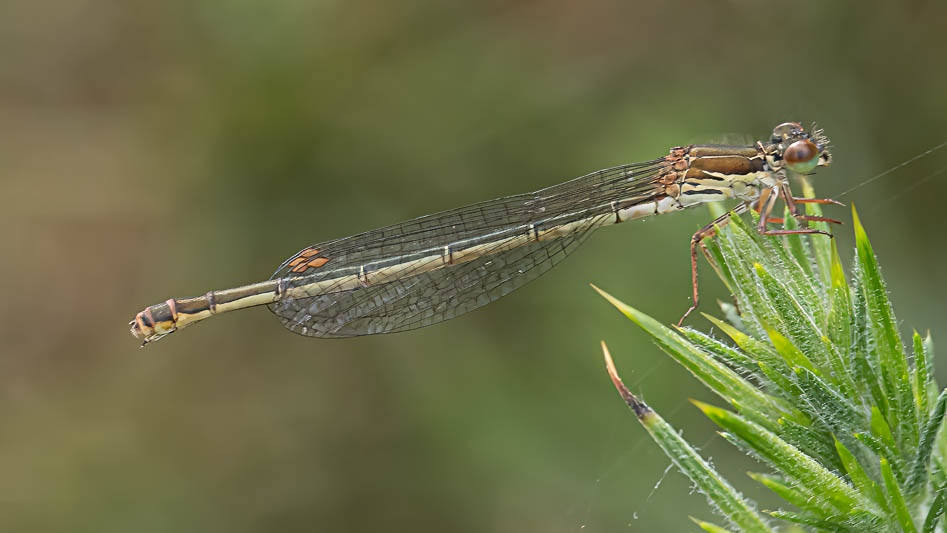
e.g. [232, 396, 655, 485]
[3, 1, 947, 531]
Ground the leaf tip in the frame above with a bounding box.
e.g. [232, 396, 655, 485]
[689, 397, 709, 409]
[601, 341, 651, 418]
[591, 284, 644, 326]
[589, 283, 605, 297]
[852, 204, 872, 246]
[690, 399, 722, 419]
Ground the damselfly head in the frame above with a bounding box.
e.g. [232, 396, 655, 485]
[768, 122, 831, 175]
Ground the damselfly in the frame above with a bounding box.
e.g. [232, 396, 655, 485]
[130, 122, 840, 345]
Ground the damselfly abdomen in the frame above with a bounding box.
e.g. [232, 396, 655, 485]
[130, 122, 838, 345]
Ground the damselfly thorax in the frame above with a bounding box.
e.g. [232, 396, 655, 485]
[130, 122, 838, 345]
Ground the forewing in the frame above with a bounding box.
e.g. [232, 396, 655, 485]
[268, 159, 669, 337]
[269, 214, 608, 337]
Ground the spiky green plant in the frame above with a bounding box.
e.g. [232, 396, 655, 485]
[595, 198, 945, 532]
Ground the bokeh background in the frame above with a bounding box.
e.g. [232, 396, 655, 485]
[3, 1, 947, 531]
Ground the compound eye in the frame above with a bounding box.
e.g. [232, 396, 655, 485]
[784, 139, 820, 174]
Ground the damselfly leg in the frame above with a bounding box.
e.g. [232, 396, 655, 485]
[680, 203, 749, 326]
[678, 187, 842, 327]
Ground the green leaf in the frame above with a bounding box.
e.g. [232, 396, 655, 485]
[913, 331, 931, 421]
[781, 207, 820, 290]
[748, 471, 840, 519]
[922, 482, 947, 533]
[702, 314, 795, 385]
[881, 457, 918, 533]
[764, 509, 856, 532]
[681, 329, 802, 422]
[822, 335, 859, 400]
[689, 517, 736, 533]
[853, 206, 917, 449]
[712, 215, 778, 337]
[703, 236, 737, 298]
[757, 361, 806, 408]
[906, 389, 947, 497]
[678, 327, 759, 377]
[870, 405, 897, 453]
[594, 286, 789, 429]
[768, 328, 818, 375]
[600, 343, 774, 533]
[753, 263, 837, 380]
[834, 439, 890, 514]
[751, 212, 827, 324]
[793, 366, 869, 439]
[826, 240, 852, 351]
[851, 270, 891, 418]
[692, 400, 876, 516]
[854, 432, 904, 482]
[933, 457, 947, 492]
[800, 178, 833, 289]
[924, 333, 936, 385]
[776, 417, 843, 473]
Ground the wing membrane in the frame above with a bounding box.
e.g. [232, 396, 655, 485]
[268, 160, 669, 337]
